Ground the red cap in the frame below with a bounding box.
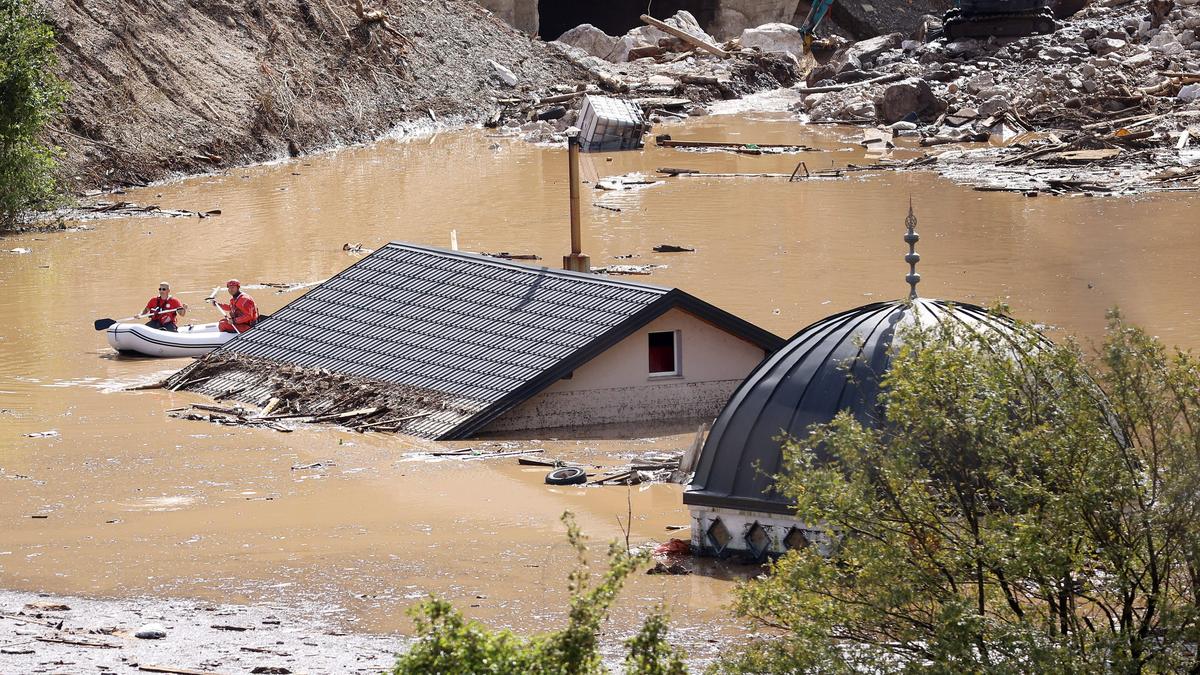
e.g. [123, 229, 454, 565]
[226, 279, 240, 287]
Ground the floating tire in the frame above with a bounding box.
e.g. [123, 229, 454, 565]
[545, 467, 587, 486]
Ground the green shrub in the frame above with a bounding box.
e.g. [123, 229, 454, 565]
[0, 0, 67, 228]
[722, 311, 1200, 673]
[393, 512, 687, 674]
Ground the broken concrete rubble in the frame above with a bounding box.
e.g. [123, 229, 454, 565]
[556, 23, 621, 60]
[739, 22, 809, 60]
[878, 77, 946, 123]
[553, 11, 717, 64]
[493, 12, 801, 140]
[797, 0, 1200, 194]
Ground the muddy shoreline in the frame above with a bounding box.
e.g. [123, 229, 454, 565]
[0, 589, 405, 673]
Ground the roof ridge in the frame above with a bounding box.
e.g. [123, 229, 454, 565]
[384, 241, 674, 294]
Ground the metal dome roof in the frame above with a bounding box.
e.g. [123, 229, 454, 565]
[684, 298, 1024, 515]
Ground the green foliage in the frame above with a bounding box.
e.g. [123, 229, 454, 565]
[0, 0, 67, 228]
[624, 608, 686, 675]
[394, 512, 688, 674]
[724, 309, 1200, 673]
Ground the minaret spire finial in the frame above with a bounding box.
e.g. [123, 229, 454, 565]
[904, 199, 920, 300]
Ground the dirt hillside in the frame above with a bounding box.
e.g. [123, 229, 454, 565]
[45, 0, 586, 189]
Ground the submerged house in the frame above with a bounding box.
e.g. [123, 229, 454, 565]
[683, 207, 1032, 559]
[168, 242, 782, 439]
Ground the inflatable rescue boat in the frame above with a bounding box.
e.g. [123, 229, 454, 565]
[105, 322, 236, 357]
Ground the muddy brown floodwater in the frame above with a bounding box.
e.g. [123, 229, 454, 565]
[3, 102, 1200, 667]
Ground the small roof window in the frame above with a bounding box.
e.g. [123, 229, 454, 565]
[648, 330, 678, 375]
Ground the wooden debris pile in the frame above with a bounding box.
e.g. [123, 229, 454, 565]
[794, 0, 1200, 194]
[71, 201, 222, 219]
[164, 353, 469, 435]
[585, 451, 685, 486]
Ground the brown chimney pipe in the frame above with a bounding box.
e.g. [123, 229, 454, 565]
[563, 134, 590, 272]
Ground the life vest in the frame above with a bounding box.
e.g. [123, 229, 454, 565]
[144, 296, 182, 325]
[219, 292, 258, 332]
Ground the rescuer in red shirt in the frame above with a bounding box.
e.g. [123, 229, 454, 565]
[214, 279, 258, 333]
[143, 281, 187, 332]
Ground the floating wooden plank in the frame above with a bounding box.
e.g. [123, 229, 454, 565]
[462, 449, 546, 460]
[256, 398, 281, 419]
[311, 406, 382, 422]
[659, 171, 801, 178]
[36, 636, 119, 649]
[430, 447, 475, 456]
[126, 380, 167, 391]
[517, 457, 560, 467]
[260, 412, 315, 420]
[1046, 149, 1122, 162]
[588, 470, 634, 485]
[656, 139, 812, 150]
[190, 403, 245, 416]
[639, 14, 728, 58]
[352, 411, 432, 430]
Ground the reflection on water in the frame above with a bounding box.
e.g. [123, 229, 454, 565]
[1, 111, 1199, 651]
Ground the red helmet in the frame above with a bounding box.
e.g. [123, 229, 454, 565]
[226, 279, 240, 287]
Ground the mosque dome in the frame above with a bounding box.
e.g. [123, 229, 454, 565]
[683, 297, 1023, 515]
[684, 204, 1028, 517]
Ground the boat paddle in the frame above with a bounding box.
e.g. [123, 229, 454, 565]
[206, 290, 242, 335]
[93, 306, 187, 331]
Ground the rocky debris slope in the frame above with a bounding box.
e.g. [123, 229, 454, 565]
[48, 2, 804, 191]
[498, 11, 801, 144]
[792, 0, 1200, 193]
[47, 0, 586, 190]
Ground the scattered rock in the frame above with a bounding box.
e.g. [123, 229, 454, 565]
[877, 77, 945, 124]
[554, 24, 619, 61]
[536, 105, 568, 121]
[24, 601, 71, 611]
[739, 22, 807, 59]
[487, 59, 518, 87]
[1092, 37, 1128, 54]
[1124, 51, 1153, 66]
[845, 32, 905, 66]
[135, 623, 167, 639]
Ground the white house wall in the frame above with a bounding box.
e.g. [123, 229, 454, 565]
[482, 308, 768, 432]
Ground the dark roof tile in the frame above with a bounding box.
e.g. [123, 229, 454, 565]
[180, 242, 783, 439]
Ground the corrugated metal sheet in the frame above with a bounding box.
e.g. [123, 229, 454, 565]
[203, 243, 672, 437]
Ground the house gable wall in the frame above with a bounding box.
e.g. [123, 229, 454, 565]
[482, 307, 767, 432]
